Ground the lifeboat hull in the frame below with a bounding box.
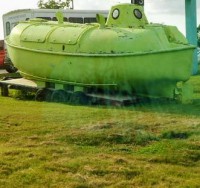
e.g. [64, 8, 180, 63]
[6, 43, 194, 98]
[6, 3, 195, 99]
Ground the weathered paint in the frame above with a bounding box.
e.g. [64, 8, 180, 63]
[185, 0, 198, 74]
[6, 3, 195, 99]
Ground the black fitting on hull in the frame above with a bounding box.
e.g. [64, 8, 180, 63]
[131, 0, 144, 6]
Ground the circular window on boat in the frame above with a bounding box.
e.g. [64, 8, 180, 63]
[137, 0, 144, 6]
[112, 8, 120, 19]
[134, 9, 142, 19]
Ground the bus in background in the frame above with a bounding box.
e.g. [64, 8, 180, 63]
[2, 8, 108, 73]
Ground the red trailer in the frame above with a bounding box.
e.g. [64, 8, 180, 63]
[0, 40, 17, 72]
[0, 40, 5, 66]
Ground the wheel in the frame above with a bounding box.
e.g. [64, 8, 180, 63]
[35, 88, 52, 102]
[50, 90, 69, 103]
[5, 64, 18, 73]
[70, 91, 89, 105]
[4, 57, 18, 73]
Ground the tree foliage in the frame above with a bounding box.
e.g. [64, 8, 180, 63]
[38, 0, 72, 9]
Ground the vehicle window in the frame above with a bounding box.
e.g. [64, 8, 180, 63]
[84, 17, 96, 23]
[36, 17, 51, 20]
[52, 17, 68, 21]
[6, 22, 11, 36]
[69, 17, 83, 23]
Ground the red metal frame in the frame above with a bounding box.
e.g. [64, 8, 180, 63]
[0, 40, 5, 66]
[0, 49, 5, 66]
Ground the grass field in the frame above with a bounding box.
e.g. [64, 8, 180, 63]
[0, 74, 200, 187]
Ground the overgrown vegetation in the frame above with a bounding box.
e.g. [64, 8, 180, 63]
[38, 0, 72, 9]
[0, 73, 200, 187]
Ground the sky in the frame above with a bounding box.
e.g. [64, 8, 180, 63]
[0, 0, 200, 40]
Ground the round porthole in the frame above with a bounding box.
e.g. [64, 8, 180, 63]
[112, 8, 120, 19]
[137, 0, 144, 5]
[133, 9, 142, 19]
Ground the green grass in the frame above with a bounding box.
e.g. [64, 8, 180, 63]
[0, 74, 200, 187]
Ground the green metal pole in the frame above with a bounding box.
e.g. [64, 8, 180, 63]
[185, 0, 198, 74]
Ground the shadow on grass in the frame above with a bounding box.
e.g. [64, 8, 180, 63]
[58, 129, 160, 147]
[124, 98, 200, 116]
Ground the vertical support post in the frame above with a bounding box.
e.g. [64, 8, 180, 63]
[185, 0, 198, 74]
[1, 85, 9, 96]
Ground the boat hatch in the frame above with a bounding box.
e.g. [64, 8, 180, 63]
[48, 26, 93, 45]
[20, 24, 54, 43]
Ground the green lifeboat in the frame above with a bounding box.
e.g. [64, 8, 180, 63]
[6, 3, 195, 99]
